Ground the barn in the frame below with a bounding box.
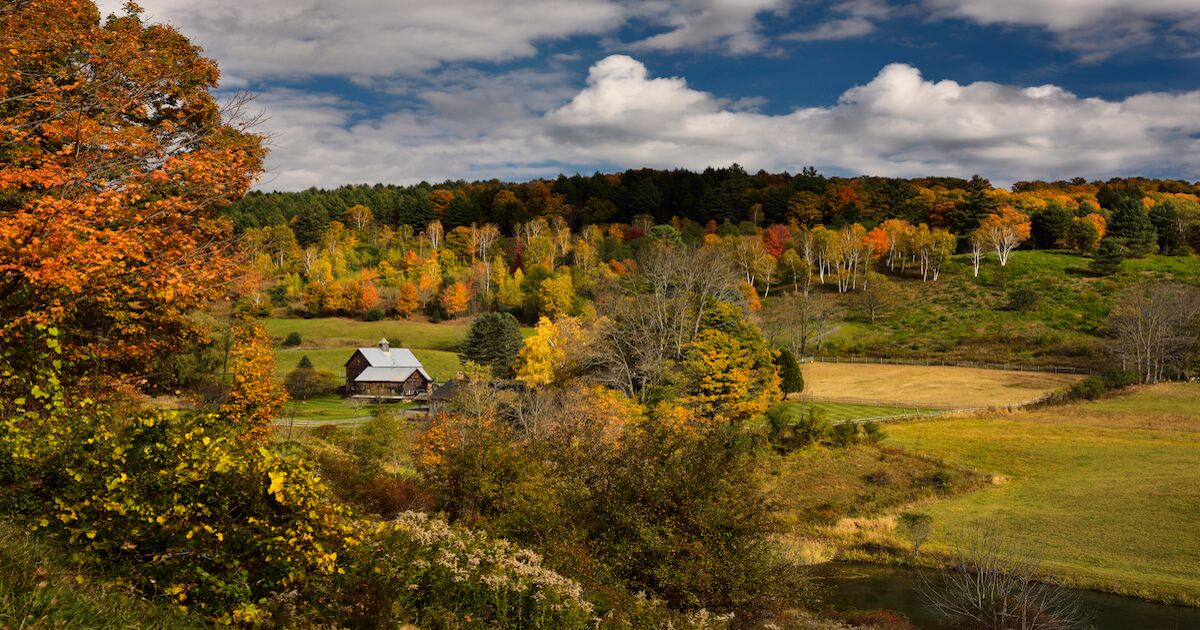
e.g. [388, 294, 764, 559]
[344, 338, 433, 400]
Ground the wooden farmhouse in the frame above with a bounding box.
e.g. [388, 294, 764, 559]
[344, 338, 433, 400]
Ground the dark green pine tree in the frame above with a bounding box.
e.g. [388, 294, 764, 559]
[1091, 237, 1126, 276]
[947, 174, 998, 248]
[292, 205, 329, 246]
[460, 312, 523, 378]
[1030, 205, 1073, 249]
[297, 355, 314, 369]
[775, 348, 805, 396]
[1148, 201, 1184, 254]
[1107, 198, 1158, 256]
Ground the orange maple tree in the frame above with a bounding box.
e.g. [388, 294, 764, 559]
[440, 281, 472, 318]
[0, 1, 264, 382]
[395, 281, 420, 318]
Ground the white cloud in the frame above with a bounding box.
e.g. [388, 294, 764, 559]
[251, 55, 1200, 190]
[784, 16, 875, 41]
[923, 0, 1200, 32]
[923, 0, 1200, 59]
[95, 0, 626, 80]
[784, 0, 889, 42]
[626, 0, 792, 54]
[95, 0, 804, 80]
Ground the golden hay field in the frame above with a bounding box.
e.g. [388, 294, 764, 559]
[799, 361, 1083, 408]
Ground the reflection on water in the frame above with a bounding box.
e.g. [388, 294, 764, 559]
[809, 563, 1200, 630]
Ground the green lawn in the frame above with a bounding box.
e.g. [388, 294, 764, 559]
[274, 394, 414, 425]
[264, 316, 472, 351]
[778, 400, 937, 423]
[884, 383, 1200, 604]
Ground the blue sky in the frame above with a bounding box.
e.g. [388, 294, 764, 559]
[99, 0, 1200, 190]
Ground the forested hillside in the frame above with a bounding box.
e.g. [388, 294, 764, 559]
[219, 170, 1200, 373]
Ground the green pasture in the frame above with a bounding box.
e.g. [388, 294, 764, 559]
[884, 383, 1200, 605]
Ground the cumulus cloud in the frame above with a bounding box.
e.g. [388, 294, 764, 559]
[923, 0, 1200, 59]
[251, 55, 1200, 190]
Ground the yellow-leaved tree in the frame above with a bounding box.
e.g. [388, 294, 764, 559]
[514, 317, 586, 386]
[221, 322, 287, 441]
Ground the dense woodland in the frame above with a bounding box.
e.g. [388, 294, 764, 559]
[2, 2, 1200, 629]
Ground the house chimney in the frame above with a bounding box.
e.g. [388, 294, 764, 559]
[378, 337, 390, 353]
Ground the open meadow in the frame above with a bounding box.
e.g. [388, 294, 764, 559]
[799, 361, 1083, 408]
[884, 383, 1200, 604]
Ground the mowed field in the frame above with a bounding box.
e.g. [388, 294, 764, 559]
[800, 361, 1083, 408]
[884, 383, 1200, 604]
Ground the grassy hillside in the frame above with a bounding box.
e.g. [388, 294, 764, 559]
[883, 383, 1200, 604]
[0, 523, 201, 629]
[795, 250, 1200, 368]
[264, 316, 473, 352]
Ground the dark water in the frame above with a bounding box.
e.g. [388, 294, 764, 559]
[810, 563, 1200, 629]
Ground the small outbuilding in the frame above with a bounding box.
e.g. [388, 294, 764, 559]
[344, 338, 433, 400]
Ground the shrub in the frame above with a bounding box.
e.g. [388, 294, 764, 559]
[923, 470, 957, 491]
[4, 406, 352, 621]
[363, 307, 385, 322]
[283, 331, 302, 347]
[584, 426, 788, 613]
[897, 512, 933, 555]
[862, 421, 885, 443]
[1067, 368, 1138, 401]
[864, 469, 894, 486]
[1006, 287, 1040, 312]
[766, 405, 832, 452]
[921, 529, 1084, 630]
[830, 422, 860, 447]
[1069, 375, 1107, 400]
[333, 512, 593, 629]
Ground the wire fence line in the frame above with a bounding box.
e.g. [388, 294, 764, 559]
[789, 392, 960, 410]
[797, 355, 1088, 375]
[789, 395, 1049, 426]
[834, 410, 968, 425]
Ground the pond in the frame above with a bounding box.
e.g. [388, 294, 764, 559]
[809, 563, 1200, 629]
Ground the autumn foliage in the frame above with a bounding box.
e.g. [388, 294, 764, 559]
[0, 0, 264, 383]
[220, 322, 286, 441]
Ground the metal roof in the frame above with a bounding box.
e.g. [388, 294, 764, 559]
[354, 366, 431, 383]
[349, 347, 423, 368]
